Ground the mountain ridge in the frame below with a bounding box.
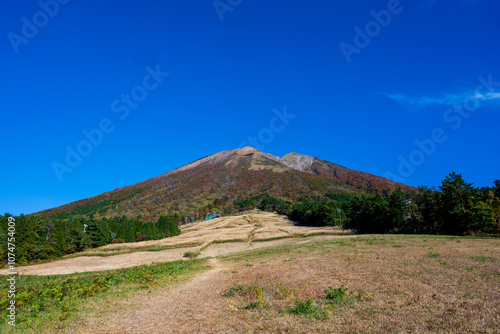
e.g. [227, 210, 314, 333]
[37, 147, 416, 221]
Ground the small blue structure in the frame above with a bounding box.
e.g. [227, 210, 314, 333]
[204, 211, 221, 221]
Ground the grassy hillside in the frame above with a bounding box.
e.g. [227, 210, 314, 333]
[4, 233, 499, 333]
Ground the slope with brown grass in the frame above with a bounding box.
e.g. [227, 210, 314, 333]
[1, 211, 349, 276]
[65, 234, 500, 333]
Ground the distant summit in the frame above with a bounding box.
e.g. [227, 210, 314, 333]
[38, 147, 415, 221]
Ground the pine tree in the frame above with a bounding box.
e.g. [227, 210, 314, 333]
[439, 172, 475, 234]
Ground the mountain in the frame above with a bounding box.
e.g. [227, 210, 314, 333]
[38, 147, 415, 221]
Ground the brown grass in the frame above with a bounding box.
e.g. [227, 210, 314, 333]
[61, 235, 499, 333]
[183, 250, 201, 259]
[1, 211, 348, 276]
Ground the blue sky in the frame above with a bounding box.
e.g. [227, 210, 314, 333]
[1, 0, 499, 215]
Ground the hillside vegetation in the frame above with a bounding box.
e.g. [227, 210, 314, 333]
[36, 147, 414, 221]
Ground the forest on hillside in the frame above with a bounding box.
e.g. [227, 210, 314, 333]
[1, 172, 498, 266]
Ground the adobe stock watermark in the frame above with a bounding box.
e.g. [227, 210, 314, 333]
[385, 74, 500, 183]
[339, 0, 405, 64]
[7, 0, 71, 54]
[213, 0, 243, 21]
[6, 216, 16, 327]
[51, 65, 169, 182]
[238, 106, 296, 150]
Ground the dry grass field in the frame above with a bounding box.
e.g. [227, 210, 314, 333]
[2, 211, 499, 333]
[2, 210, 348, 276]
[61, 234, 500, 334]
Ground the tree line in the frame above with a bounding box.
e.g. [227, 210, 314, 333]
[226, 172, 500, 236]
[0, 214, 180, 265]
[288, 172, 500, 235]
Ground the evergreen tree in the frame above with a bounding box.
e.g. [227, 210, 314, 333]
[388, 189, 407, 233]
[16, 215, 43, 263]
[415, 186, 443, 234]
[52, 219, 66, 256]
[439, 172, 475, 234]
[157, 215, 169, 238]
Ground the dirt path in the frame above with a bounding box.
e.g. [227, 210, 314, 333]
[66, 258, 234, 333]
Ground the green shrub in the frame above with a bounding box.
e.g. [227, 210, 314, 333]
[324, 285, 348, 304]
[244, 301, 260, 309]
[220, 283, 244, 298]
[286, 298, 318, 316]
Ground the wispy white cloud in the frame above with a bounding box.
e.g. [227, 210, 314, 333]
[383, 90, 500, 110]
[475, 92, 500, 100]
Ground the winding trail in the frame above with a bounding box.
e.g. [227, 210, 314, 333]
[66, 258, 232, 333]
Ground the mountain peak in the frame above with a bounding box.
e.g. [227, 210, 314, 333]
[235, 146, 261, 156]
[281, 152, 315, 172]
[239, 146, 259, 153]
